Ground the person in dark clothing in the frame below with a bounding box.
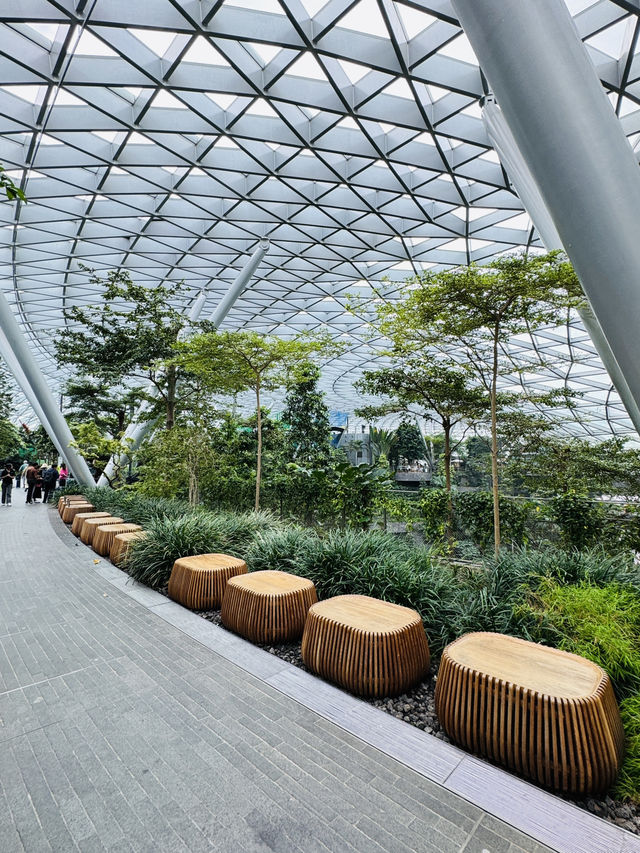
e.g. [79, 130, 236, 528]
[42, 464, 58, 504]
[25, 462, 38, 504]
[1, 463, 14, 506]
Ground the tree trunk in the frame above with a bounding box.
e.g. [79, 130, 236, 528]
[443, 420, 454, 549]
[255, 383, 262, 511]
[166, 364, 176, 430]
[491, 327, 501, 556]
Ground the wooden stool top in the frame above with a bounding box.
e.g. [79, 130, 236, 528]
[228, 570, 313, 595]
[85, 516, 123, 528]
[114, 531, 146, 544]
[174, 553, 246, 572]
[97, 522, 141, 535]
[310, 594, 422, 634]
[446, 632, 604, 700]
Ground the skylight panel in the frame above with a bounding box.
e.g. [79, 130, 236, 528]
[586, 18, 630, 60]
[54, 90, 85, 106]
[225, 0, 283, 11]
[299, 0, 329, 15]
[128, 132, 154, 145]
[247, 42, 282, 65]
[285, 52, 328, 81]
[3, 86, 44, 104]
[337, 60, 370, 85]
[128, 28, 177, 57]
[383, 78, 414, 100]
[215, 136, 239, 148]
[395, 4, 437, 39]
[152, 90, 188, 109]
[182, 37, 229, 66]
[439, 33, 479, 65]
[338, 0, 389, 38]
[497, 212, 531, 230]
[73, 30, 117, 57]
[246, 98, 279, 117]
[40, 134, 62, 145]
[93, 130, 120, 142]
[27, 23, 60, 42]
[205, 92, 236, 109]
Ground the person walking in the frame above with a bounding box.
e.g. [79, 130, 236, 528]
[1, 463, 14, 506]
[41, 463, 58, 504]
[17, 459, 28, 490]
[58, 463, 69, 489]
[25, 462, 38, 504]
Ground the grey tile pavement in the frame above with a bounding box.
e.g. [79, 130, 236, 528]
[0, 499, 634, 852]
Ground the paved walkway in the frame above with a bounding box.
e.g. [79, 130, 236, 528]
[0, 500, 634, 853]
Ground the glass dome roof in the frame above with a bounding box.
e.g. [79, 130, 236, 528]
[1, 0, 638, 436]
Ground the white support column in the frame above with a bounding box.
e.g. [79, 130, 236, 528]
[452, 0, 640, 420]
[482, 99, 640, 436]
[209, 240, 270, 327]
[0, 289, 95, 486]
[97, 240, 270, 486]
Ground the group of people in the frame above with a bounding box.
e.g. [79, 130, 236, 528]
[0, 460, 69, 506]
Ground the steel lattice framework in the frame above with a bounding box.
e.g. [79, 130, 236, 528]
[1, 0, 639, 437]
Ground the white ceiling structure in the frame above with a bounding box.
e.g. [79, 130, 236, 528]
[1, 0, 639, 437]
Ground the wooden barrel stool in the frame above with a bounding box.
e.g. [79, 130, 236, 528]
[71, 511, 111, 536]
[58, 496, 88, 515]
[302, 595, 430, 698]
[110, 530, 147, 566]
[221, 570, 317, 644]
[61, 503, 95, 524]
[93, 523, 143, 557]
[58, 495, 87, 514]
[435, 632, 625, 796]
[168, 553, 248, 610]
[80, 516, 124, 546]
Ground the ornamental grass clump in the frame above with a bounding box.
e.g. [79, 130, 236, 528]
[617, 694, 640, 802]
[520, 580, 640, 696]
[489, 546, 640, 590]
[125, 510, 280, 590]
[246, 527, 316, 575]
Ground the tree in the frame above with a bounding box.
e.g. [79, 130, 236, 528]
[281, 363, 334, 523]
[368, 427, 396, 466]
[389, 421, 427, 469]
[63, 378, 138, 437]
[356, 359, 486, 494]
[55, 268, 195, 431]
[282, 363, 332, 462]
[0, 364, 22, 461]
[177, 330, 335, 510]
[69, 423, 132, 486]
[374, 250, 582, 554]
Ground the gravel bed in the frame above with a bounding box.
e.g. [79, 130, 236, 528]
[197, 606, 640, 836]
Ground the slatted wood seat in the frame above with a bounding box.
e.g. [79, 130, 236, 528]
[434, 632, 625, 796]
[302, 595, 430, 698]
[61, 502, 95, 524]
[110, 531, 147, 566]
[168, 553, 248, 610]
[93, 523, 143, 557]
[221, 570, 317, 644]
[58, 495, 88, 515]
[71, 511, 111, 536]
[80, 516, 124, 545]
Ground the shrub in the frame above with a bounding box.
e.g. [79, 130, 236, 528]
[125, 511, 279, 590]
[616, 693, 640, 803]
[418, 487, 450, 543]
[246, 527, 316, 574]
[485, 546, 640, 591]
[454, 491, 528, 550]
[548, 491, 604, 550]
[520, 580, 640, 697]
